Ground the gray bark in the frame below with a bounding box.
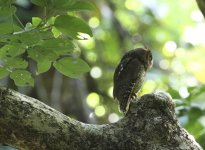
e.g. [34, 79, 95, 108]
[0, 88, 202, 150]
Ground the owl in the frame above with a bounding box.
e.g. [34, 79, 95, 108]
[113, 48, 153, 114]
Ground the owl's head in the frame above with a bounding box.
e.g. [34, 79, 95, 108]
[119, 47, 153, 71]
[143, 47, 153, 70]
[126, 47, 153, 70]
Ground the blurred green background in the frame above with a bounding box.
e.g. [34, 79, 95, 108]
[0, 0, 205, 149]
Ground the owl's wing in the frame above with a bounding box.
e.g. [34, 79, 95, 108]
[113, 56, 133, 99]
[113, 57, 140, 103]
[114, 56, 133, 80]
[118, 79, 137, 113]
[113, 58, 145, 105]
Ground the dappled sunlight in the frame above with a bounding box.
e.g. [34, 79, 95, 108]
[179, 87, 190, 99]
[183, 23, 205, 45]
[95, 105, 106, 117]
[124, 0, 139, 11]
[90, 66, 102, 79]
[141, 80, 156, 93]
[88, 17, 100, 28]
[86, 92, 100, 108]
[79, 37, 95, 49]
[159, 59, 170, 70]
[108, 86, 114, 98]
[164, 41, 177, 53]
[171, 58, 186, 74]
[77, 32, 92, 40]
[162, 41, 177, 57]
[174, 48, 205, 83]
[85, 52, 97, 63]
[108, 113, 120, 123]
[191, 10, 204, 22]
[189, 62, 205, 83]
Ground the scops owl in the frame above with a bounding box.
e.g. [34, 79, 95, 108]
[113, 48, 153, 114]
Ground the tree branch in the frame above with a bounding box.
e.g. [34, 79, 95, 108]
[0, 88, 202, 150]
[196, 0, 205, 17]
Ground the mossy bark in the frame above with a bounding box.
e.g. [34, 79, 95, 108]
[0, 88, 202, 150]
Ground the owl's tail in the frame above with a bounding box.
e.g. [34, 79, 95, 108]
[118, 98, 131, 114]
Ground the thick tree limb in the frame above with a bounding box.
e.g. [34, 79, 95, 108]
[0, 88, 202, 150]
[196, 0, 205, 17]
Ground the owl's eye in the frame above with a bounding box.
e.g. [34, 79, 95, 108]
[147, 53, 152, 61]
[149, 54, 153, 60]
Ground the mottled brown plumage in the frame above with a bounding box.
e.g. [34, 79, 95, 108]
[113, 48, 153, 114]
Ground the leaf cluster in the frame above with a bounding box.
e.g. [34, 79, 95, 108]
[0, 0, 95, 86]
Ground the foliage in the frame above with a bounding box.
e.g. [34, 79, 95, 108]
[0, 0, 94, 86]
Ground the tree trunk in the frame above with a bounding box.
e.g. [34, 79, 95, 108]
[0, 88, 202, 150]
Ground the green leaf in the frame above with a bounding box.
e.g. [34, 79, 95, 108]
[0, 44, 25, 59]
[18, 30, 41, 45]
[25, 22, 33, 30]
[53, 57, 90, 78]
[10, 70, 34, 86]
[52, 27, 61, 38]
[28, 45, 58, 61]
[0, 23, 20, 34]
[184, 107, 204, 135]
[187, 85, 205, 101]
[40, 38, 73, 54]
[197, 132, 205, 149]
[0, 0, 15, 6]
[32, 17, 42, 26]
[31, 0, 48, 7]
[54, 15, 92, 39]
[36, 59, 51, 75]
[68, 1, 95, 11]
[47, 16, 56, 25]
[0, 5, 16, 17]
[40, 38, 72, 49]
[39, 30, 54, 39]
[49, 0, 95, 11]
[0, 67, 9, 79]
[50, 0, 75, 10]
[5, 58, 28, 69]
[28, 38, 73, 74]
[188, 107, 203, 122]
[28, 46, 53, 74]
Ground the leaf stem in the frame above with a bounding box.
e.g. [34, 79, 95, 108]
[13, 14, 25, 29]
